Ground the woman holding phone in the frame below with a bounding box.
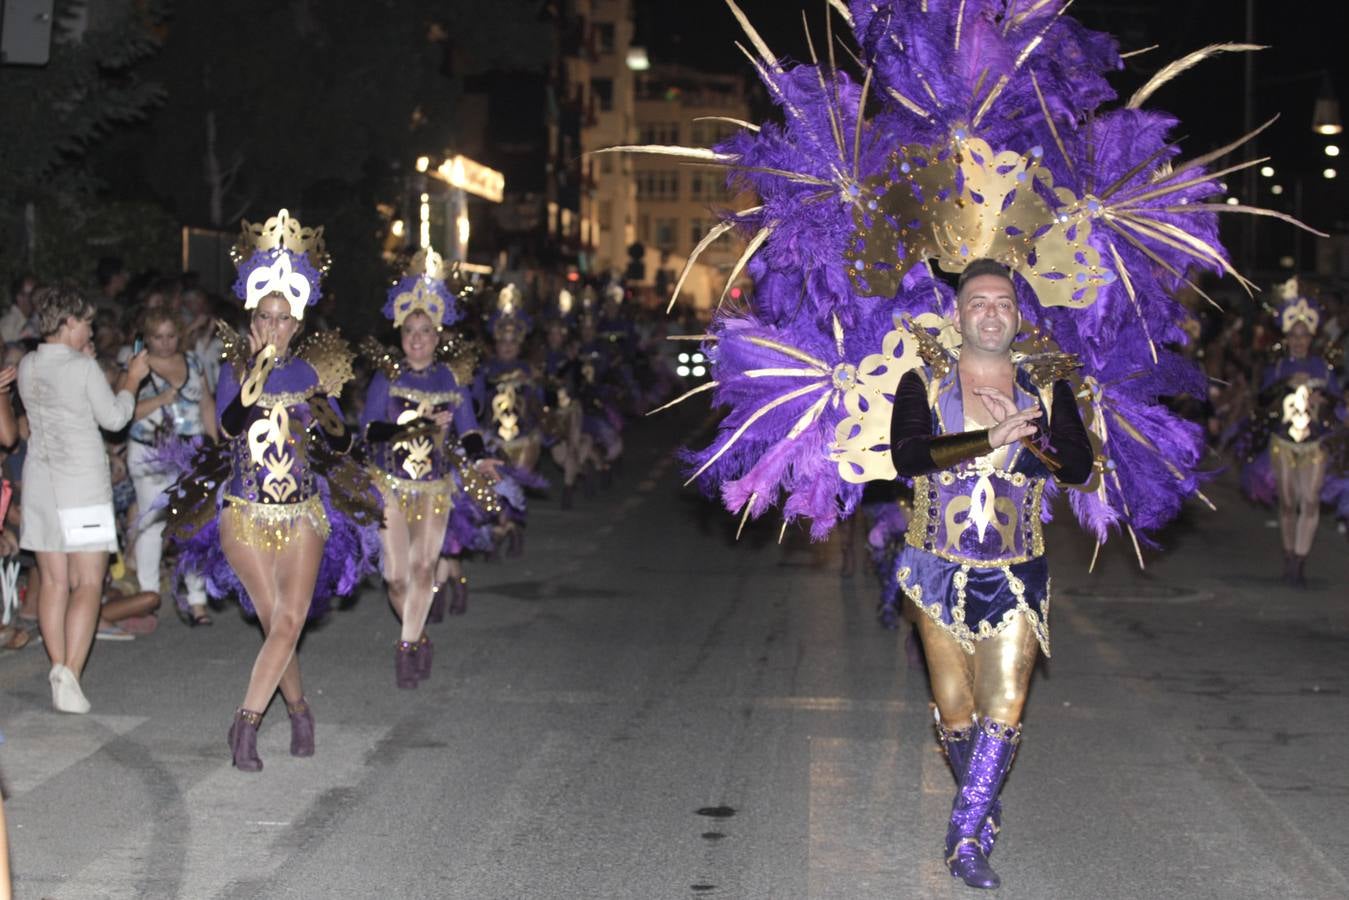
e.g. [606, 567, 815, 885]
[17, 285, 149, 713]
[128, 307, 217, 624]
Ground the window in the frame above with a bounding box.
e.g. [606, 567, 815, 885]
[595, 23, 615, 54]
[599, 200, 613, 224]
[637, 122, 680, 144]
[636, 170, 680, 201]
[655, 218, 677, 249]
[592, 78, 613, 112]
[638, 214, 650, 241]
[689, 218, 706, 248]
[600, 154, 614, 174]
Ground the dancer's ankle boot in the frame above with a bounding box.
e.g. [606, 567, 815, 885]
[936, 718, 1000, 856]
[428, 580, 449, 623]
[449, 575, 469, 615]
[1293, 554, 1309, 588]
[1282, 551, 1297, 583]
[415, 634, 433, 681]
[561, 482, 574, 509]
[287, 698, 315, 757]
[395, 640, 420, 689]
[228, 708, 264, 772]
[945, 717, 1020, 889]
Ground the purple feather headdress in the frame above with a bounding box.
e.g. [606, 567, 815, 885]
[599, 0, 1319, 557]
[230, 208, 328, 320]
[383, 246, 465, 328]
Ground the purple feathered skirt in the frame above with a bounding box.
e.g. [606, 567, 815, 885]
[159, 437, 383, 619]
[894, 545, 1051, 657]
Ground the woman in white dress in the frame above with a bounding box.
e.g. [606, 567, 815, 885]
[18, 286, 149, 713]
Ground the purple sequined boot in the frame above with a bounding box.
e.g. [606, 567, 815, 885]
[228, 708, 264, 772]
[395, 640, 420, 689]
[945, 718, 1020, 889]
[448, 576, 468, 615]
[415, 634, 433, 681]
[936, 718, 1000, 856]
[428, 581, 450, 623]
[287, 698, 315, 757]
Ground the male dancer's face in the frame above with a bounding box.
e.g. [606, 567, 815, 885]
[956, 274, 1019, 356]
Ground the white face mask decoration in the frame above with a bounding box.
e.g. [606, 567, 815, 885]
[245, 252, 312, 320]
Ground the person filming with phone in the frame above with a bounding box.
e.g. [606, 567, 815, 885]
[16, 286, 149, 713]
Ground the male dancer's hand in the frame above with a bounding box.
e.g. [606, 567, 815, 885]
[974, 387, 1040, 448]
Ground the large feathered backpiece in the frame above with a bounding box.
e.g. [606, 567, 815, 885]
[603, 0, 1320, 564]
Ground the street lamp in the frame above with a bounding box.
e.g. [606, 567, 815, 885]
[1312, 74, 1342, 135]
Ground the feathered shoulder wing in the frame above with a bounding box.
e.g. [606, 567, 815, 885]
[215, 319, 250, 379]
[296, 329, 355, 395]
[358, 336, 404, 382]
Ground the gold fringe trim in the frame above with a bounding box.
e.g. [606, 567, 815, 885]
[223, 495, 330, 551]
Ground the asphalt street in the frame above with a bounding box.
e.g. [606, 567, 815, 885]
[2, 406, 1347, 899]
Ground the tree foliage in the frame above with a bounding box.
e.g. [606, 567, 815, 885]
[0, 0, 168, 291]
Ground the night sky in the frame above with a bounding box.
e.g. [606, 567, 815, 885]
[634, 0, 1348, 230]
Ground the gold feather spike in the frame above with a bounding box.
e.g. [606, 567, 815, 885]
[1119, 44, 1159, 59]
[1127, 43, 1264, 109]
[886, 86, 935, 122]
[725, 0, 778, 70]
[719, 226, 773, 308]
[1105, 240, 1157, 364]
[668, 208, 764, 313]
[685, 382, 830, 485]
[590, 145, 735, 163]
[692, 115, 760, 134]
[826, 0, 853, 28]
[646, 380, 718, 416]
[802, 11, 848, 169]
[736, 493, 758, 540]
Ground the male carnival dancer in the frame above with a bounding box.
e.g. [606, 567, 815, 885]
[602, 0, 1314, 890]
[889, 260, 1091, 888]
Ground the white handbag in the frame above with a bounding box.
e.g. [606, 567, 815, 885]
[58, 503, 117, 547]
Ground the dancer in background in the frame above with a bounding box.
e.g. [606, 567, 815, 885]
[361, 249, 496, 688]
[163, 209, 380, 769]
[1242, 278, 1345, 585]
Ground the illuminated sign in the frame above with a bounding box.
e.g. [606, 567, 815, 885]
[434, 155, 505, 203]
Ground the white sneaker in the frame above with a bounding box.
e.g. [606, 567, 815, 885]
[50, 664, 91, 715]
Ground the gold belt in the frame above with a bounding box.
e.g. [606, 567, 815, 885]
[222, 494, 330, 551]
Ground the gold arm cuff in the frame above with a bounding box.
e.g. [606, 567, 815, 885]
[928, 430, 993, 470]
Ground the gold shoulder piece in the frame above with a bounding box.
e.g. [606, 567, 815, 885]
[438, 330, 482, 386]
[358, 336, 403, 382]
[903, 316, 954, 382]
[215, 319, 250, 377]
[1012, 327, 1079, 390]
[1016, 351, 1080, 390]
[296, 329, 355, 395]
[1325, 344, 1343, 369]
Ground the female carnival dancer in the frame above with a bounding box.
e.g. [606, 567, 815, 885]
[606, 0, 1315, 888]
[361, 249, 497, 685]
[476, 286, 548, 556]
[1241, 278, 1344, 585]
[163, 209, 380, 770]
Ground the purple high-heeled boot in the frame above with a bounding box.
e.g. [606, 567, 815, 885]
[395, 640, 420, 689]
[448, 576, 468, 615]
[288, 697, 315, 757]
[415, 634, 433, 681]
[936, 719, 1000, 856]
[228, 707, 264, 772]
[945, 717, 1020, 889]
[428, 581, 450, 623]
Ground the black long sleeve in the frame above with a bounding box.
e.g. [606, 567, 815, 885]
[1046, 380, 1093, 485]
[888, 371, 1094, 484]
[889, 371, 992, 477]
[219, 393, 249, 439]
